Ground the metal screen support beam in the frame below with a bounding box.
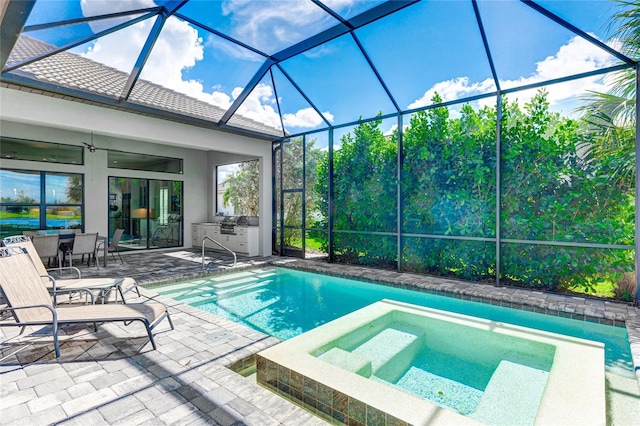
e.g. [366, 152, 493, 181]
[523, 0, 635, 67]
[328, 130, 335, 263]
[2, 11, 158, 74]
[276, 64, 333, 128]
[120, 14, 167, 102]
[270, 68, 286, 138]
[496, 93, 503, 287]
[0, 0, 36, 70]
[219, 59, 275, 125]
[472, 0, 500, 91]
[635, 63, 640, 306]
[302, 136, 307, 255]
[117, 1, 189, 101]
[271, 143, 278, 255]
[397, 114, 404, 272]
[279, 141, 285, 255]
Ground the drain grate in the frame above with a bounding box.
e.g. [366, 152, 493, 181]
[205, 330, 236, 342]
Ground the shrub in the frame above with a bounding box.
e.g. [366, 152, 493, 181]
[614, 272, 637, 302]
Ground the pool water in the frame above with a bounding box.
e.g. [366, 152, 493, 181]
[155, 267, 635, 377]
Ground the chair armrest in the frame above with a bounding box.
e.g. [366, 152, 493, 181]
[0, 303, 57, 325]
[51, 288, 96, 305]
[41, 274, 58, 293]
[39, 275, 96, 305]
[50, 266, 82, 278]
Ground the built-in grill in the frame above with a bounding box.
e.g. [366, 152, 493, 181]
[219, 215, 259, 235]
[220, 216, 239, 234]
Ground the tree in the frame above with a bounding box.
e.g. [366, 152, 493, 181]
[311, 90, 634, 293]
[1, 189, 36, 204]
[577, 0, 638, 186]
[223, 160, 259, 216]
[315, 117, 398, 267]
[402, 94, 496, 279]
[67, 175, 83, 203]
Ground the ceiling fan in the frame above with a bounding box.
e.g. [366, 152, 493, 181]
[83, 132, 97, 153]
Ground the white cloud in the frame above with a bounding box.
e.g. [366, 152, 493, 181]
[408, 77, 495, 109]
[283, 107, 333, 128]
[221, 0, 340, 53]
[218, 163, 240, 183]
[409, 35, 618, 112]
[233, 83, 282, 129]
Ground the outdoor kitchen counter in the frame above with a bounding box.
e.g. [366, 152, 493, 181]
[191, 222, 260, 257]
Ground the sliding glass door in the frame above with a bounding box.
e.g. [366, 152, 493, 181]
[108, 177, 183, 250]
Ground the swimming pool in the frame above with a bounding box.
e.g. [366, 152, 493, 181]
[155, 267, 633, 371]
[154, 267, 638, 423]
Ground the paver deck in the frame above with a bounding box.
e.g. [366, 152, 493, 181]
[1, 248, 639, 425]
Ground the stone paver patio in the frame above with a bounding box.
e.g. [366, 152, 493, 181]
[1, 248, 639, 425]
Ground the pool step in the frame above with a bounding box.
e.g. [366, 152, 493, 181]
[164, 276, 264, 302]
[352, 325, 423, 375]
[188, 280, 272, 306]
[155, 280, 211, 296]
[162, 284, 218, 300]
[471, 360, 549, 426]
[378, 366, 483, 416]
[318, 347, 372, 377]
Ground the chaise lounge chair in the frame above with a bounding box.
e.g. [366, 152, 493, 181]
[3, 235, 140, 304]
[0, 246, 173, 357]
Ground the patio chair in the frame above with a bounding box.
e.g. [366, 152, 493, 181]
[3, 235, 140, 304]
[96, 228, 124, 263]
[67, 233, 98, 268]
[30, 234, 62, 269]
[22, 230, 38, 239]
[0, 246, 173, 358]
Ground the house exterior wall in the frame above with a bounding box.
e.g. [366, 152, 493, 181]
[0, 87, 273, 256]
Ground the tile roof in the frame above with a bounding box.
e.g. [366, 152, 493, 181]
[5, 35, 283, 138]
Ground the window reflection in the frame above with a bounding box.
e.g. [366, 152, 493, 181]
[0, 169, 40, 203]
[0, 169, 83, 238]
[45, 174, 82, 204]
[46, 206, 82, 230]
[109, 177, 183, 250]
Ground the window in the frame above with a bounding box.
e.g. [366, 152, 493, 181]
[0, 137, 83, 165]
[217, 160, 259, 216]
[108, 151, 183, 174]
[0, 169, 84, 239]
[108, 177, 183, 250]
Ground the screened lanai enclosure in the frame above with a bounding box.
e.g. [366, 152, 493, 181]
[1, 0, 638, 303]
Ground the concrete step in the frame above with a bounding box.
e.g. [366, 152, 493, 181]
[471, 360, 549, 426]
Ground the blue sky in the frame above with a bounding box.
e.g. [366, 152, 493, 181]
[18, 0, 627, 134]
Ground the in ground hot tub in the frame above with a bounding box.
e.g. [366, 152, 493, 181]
[256, 299, 605, 425]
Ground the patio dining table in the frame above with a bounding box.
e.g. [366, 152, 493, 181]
[36, 231, 109, 267]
